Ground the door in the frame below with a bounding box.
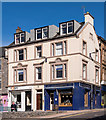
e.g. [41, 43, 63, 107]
[50, 93, 54, 110]
[37, 94, 42, 110]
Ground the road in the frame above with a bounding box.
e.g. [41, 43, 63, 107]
[2, 109, 106, 120]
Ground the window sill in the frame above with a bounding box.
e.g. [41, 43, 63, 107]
[59, 105, 72, 107]
[51, 78, 67, 81]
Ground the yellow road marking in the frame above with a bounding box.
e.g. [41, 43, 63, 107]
[60, 112, 85, 118]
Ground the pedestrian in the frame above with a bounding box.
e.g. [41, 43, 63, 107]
[11, 101, 17, 112]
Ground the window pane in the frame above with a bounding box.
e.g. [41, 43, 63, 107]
[96, 69, 98, 83]
[64, 64, 67, 78]
[64, 41, 67, 55]
[60, 93, 73, 106]
[52, 44, 54, 56]
[14, 50, 17, 61]
[56, 42, 63, 56]
[62, 24, 67, 34]
[16, 34, 20, 43]
[21, 33, 25, 42]
[18, 69, 24, 81]
[52, 65, 54, 79]
[83, 64, 86, 79]
[36, 67, 42, 80]
[19, 49, 24, 60]
[36, 46, 42, 58]
[14, 70, 17, 82]
[68, 22, 73, 33]
[83, 41, 86, 55]
[56, 65, 63, 78]
[37, 29, 42, 39]
[43, 28, 48, 38]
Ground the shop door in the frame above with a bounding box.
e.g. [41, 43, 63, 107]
[25, 91, 31, 111]
[50, 93, 54, 110]
[37, 94, 42, 110]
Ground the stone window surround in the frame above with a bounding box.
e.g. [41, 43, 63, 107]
[50, 40, 67, 57]
[13, 63, 27, 84]
[82, 60, 88, 81]
[14, 48, 27, 62]
[50, 58, 68, 81]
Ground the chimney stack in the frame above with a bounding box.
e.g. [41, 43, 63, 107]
[84, 12, 94, 26]
[16, 26, 23, 33]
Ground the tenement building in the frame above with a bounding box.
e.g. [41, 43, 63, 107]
[7, 12, 101, 111]
[0, 47, 8, 110]
[98, 36, 106, 108]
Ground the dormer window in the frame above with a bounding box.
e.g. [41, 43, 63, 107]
[60, 22, 73, 35]
[15, 32, 25, 44]
[43, 28, 48, 38]
[61, 23, 67, 34]
[37, 29, 42, 39]
[36, 27, 48, 40]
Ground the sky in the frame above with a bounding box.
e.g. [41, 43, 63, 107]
[2, 2, 104, 46]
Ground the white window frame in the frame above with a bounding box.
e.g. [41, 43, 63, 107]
[17, 69, 24, 82]
[36, 46, 42, 58]
[96, 69, 99, 83]
[42, 27, 48, 39]
[15, 33, 25, 44]
[36, 67, 42, 80]
[55, 42, 63, 56]
[83, 63, 87, 80]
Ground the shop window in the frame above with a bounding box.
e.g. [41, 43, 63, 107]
[17, 94, 21, 108]
[59, 92, 73, 106]
[84, 92, 88, 107]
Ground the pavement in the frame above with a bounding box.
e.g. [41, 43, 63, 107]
[1, 108, 106, 120]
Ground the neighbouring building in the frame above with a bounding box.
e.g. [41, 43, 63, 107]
[7, 12, 101, 111]
[0, 47, 8, 110]
[98, 36, 106, 107]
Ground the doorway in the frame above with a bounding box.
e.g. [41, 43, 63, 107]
[36, 89, 42, 110]
[50, 93, 54, 110]
[25, 91, 31, 111]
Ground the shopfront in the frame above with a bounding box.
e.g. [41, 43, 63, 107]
[8, 86, 33, 111]
[44, 82, 102, 111]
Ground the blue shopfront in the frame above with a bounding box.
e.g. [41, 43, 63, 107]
[101, 85, 106, 108]
[44, 82, 101, 111]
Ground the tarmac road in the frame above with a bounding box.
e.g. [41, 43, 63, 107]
[1, 109, 106, 120]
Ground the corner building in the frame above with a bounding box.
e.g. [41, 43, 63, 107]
[7, 12, 101, 111]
